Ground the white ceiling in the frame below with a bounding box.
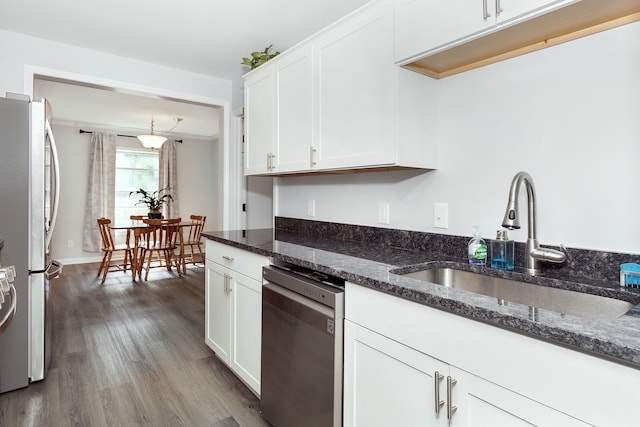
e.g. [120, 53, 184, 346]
[1, 0, 370, 139]
[34, 78, 221, 139]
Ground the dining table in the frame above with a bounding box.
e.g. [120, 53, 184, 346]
[109, 220, 190, 280]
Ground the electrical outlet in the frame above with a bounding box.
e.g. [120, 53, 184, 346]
[378, 202, 390, 224]
[67, 240, 74, 248]
[307, 199, 316, 217]
[433, 203, 449, 229]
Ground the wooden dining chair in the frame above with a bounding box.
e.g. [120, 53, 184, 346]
[137, 217, 182, 280]
[97, 218, 134, 283]
[129, 214, 164, 265]
[174, 215, 206, 273]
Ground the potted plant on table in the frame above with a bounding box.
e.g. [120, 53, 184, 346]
[129, 187, 173, 219]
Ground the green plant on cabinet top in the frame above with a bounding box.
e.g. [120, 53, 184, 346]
[241, 44, 280, 70]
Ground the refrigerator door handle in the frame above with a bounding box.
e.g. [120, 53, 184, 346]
[45, 119, 60, 249]
[0, 284, 17, 334]
[46, 260, 63, 280]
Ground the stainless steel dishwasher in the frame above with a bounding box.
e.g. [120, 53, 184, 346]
[261, 263, 345, 427]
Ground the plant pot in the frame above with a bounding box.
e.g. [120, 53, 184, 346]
[148, 211, 162, 219]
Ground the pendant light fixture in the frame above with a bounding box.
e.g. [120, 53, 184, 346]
[137, 116, 167, 149]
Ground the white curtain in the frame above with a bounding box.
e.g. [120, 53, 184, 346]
[159, 139, 179, 219]
[82, 132, 116, 252]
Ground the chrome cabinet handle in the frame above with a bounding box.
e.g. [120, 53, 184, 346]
[310, 146, 317, 166]
[223, 273, 233, 293]
[447, 376, 457, 420]
[434, 371, 445, 414]
[483, 0, 491, 20]
[267, 153, 276, 171]
[495, 0, 502, 16]
[222, 255, 234, 261]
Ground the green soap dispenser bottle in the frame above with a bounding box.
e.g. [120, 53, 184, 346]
[491, 230, 515, 270]
[468, 227, 487, 266]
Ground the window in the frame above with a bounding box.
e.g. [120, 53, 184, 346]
[115, 148, 159, 225]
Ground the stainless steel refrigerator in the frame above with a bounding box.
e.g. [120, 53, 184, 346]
[0, 93, 62, 393]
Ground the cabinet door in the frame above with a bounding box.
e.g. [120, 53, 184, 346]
[395, 0, 495, 62]
[275, 45, 314, 173]
[449, 366, 590, 427]
[244, 67, 274, 175]
[344, 320, 450, 427]
[229, 271, 262, 395]
[496, 0, 573, 25]
[205, 260, 231, 364]
[315, 0, 396, 170]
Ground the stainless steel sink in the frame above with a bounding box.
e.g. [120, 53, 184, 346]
[398, 267, 634, 320]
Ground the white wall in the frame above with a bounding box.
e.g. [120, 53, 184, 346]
[0, 29, 232, 106]
[0, 28, 237, 263]
[50, 124, 218, 264]
[277, 22, 640, 254]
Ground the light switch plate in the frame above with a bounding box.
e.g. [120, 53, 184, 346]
[307, 199, 316, 217]
[433, 202, 448, 228]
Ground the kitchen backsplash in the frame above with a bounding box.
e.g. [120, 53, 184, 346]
[275, 217, 637, 286]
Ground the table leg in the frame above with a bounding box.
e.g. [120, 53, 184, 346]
[131, 228, 140, 281]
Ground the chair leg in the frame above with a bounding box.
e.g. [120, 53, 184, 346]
[102, 252, 113, 283]
[123, 248, 129, 273]
[196, 244, 204, 264]
[138, 249, 146, 280]
[97, 251, 108, 278]
[164, 250, 172, 271]
[145, 251, 154, 281]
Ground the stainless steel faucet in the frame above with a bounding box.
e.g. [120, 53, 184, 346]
[501, 171, 566, 274]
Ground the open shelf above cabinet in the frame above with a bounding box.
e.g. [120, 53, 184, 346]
[402, 0, 640, 79]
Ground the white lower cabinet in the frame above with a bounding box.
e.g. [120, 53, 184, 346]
[344, 320, 450, 426]
[448, 367, 588, 426]
[229, 271, 263, 391]
[344, 282, 640, 426]
[205, 240, 268, 395]
[205, 260, 231, 362]
[344, 320, 587, 427]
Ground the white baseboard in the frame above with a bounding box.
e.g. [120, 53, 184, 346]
[58, 254, 123, 265]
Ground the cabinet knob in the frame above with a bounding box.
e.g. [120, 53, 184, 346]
[222, 255, 234, 261]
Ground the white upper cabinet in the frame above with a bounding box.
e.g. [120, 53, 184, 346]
[274, 44, 314, 173]
[395, 0, 495, 62]
[244, 45, 313, 175]
[244, 68, 274, 175]
[314, 0, 396, 170]
[243, 0, 437, 176]
[395, 0, 573, 63]
[496, 0, 574, 25]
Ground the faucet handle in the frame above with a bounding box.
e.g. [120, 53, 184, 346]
[530, 245, 567, 264]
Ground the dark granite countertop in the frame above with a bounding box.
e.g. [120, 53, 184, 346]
[202, 227, 640, 369]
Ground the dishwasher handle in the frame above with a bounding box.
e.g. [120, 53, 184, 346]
[263, 282, 337, 334]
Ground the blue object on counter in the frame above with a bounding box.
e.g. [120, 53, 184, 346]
[490, 230, 514, 271]
[620, 263, 640, 287]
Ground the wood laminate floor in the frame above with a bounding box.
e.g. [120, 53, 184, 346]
[0, 262, 270, 427]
